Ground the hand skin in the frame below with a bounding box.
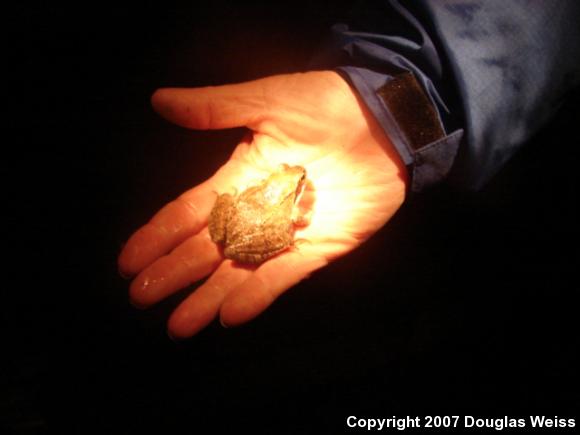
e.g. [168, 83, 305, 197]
[118, 71, 408, 339]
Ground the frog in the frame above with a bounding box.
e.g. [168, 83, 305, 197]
[208, 164, 309, 264]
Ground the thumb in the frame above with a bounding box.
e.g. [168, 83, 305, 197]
[151, 78, 271, 130]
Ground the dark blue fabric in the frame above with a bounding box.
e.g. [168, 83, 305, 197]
[317, 0, 580, 191]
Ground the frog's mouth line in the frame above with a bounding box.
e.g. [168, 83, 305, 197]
[294, 175, 306, 205]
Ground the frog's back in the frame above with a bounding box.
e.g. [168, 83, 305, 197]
[224, 202, 294, 264]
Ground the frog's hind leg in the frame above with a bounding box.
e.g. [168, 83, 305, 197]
[225, 246, 287, 265]
[208, 193, 234, 243]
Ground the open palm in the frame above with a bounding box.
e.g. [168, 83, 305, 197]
[118, 71, 407, 339]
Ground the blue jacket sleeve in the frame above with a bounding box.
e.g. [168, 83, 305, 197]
[314, 0, 580, 191]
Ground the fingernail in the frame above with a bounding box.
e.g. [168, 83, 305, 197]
[118, 267, 132, 280]
[219, 317, 229, 329]
[167, 329, 181, 342]
[129, 298, 148, 310]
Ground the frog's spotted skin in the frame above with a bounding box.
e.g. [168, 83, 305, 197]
[208, 165, 308, 264]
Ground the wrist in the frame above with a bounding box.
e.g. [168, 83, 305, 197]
[328, 70, 409, 198]
[333, 66, 462, 193]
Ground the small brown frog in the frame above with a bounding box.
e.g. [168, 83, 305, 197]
[208, 164, 309, 264]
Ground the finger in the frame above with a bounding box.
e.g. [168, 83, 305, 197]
[151, 78, 271, 130]
[129, 228, 222, 308]
[219, 251, 328, 328]
[118, 182, 216, 277]
[167, 261, 254, 339]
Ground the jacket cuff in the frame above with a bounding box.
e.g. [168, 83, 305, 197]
[336, 66, 463, 192]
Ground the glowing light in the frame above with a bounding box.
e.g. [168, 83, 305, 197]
[211, 139, 405, 262]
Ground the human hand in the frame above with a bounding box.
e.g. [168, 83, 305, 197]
[118, 71, 408, 339]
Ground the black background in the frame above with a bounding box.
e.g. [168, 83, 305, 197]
[3, 1, 579, 434]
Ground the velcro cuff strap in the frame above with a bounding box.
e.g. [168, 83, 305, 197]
[377, 72, 445, 151]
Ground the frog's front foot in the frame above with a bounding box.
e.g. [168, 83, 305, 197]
[292, 210, 311, 227]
